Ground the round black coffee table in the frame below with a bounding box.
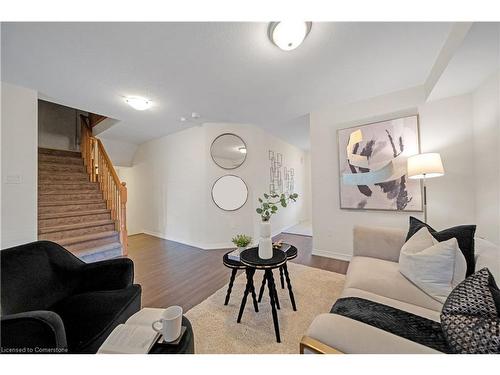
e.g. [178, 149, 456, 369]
[149, 316, 194, 354]
[239, 247, 287, 343]
[257, 243, 298, 311]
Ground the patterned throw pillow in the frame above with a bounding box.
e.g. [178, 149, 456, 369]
[441, 268, 500, 354]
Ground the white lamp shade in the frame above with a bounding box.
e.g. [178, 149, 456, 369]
[407, 153, 444, 179]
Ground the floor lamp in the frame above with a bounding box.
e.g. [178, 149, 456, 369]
[407, 153, 445, 223]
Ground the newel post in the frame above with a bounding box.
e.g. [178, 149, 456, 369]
[120, 182, 128, 256]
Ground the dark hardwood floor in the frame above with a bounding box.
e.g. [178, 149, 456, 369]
[127, 233, 349, 310]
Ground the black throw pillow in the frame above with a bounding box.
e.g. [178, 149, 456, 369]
[406, 216, 476, 276]
[441, 268, 500, 354]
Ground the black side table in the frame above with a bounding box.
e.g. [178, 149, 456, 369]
[239, 248, 287, 343]
[222, 251, 249, 306]
[148, 316, 195, 354]
[257, 244, 297, 311]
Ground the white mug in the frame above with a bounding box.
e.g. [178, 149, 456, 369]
[152, 305, 183, 342]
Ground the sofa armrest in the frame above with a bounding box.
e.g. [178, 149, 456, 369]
[78, 258, 134, 293]
[1, 311, 67, 353]
[353, 225, 407, 262]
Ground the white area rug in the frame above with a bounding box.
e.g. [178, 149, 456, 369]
[185, 262, 345, 354]
[282, 221, 313, 237]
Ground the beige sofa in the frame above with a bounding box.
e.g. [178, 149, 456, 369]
[301, 225, 500, 354]
[301, 225, 446, 354]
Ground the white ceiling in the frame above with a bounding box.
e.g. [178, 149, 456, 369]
[429, 23, 499, 102]
[1, 22, 453, 149]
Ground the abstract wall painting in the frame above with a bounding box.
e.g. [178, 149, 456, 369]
[337, 115, 423, 211]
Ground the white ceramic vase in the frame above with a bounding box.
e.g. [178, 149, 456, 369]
[258, 221, 273, 259]
[237, 246, 246, 255]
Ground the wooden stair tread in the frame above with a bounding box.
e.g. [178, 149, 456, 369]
[38, 161, 83, 165]
[38, 219, 115, 234]
[39, 171, 88, 176]
[39, 154, 83, 162]
[38, 162, 84, 170]
[38, 209, 110, 220]
[38, 189, 99, 195]
[55, 231, 119, 246]
[38, 187, 98, 191]
[38, 148, 81, 158]
[38, 181, 97, 186]
[70, 242, 122, 258]
[38, 191, 101, 197]
[39, 177, 89, 182]
[39, 199, 105, 207]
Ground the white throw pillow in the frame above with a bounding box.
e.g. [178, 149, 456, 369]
[475, 237, 500, 281]
[430, 235, 467, 288]
[399, 227, 465, 303]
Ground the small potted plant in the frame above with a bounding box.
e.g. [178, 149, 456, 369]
[232, 234, 252, 254]
[256, 192, 298, 259]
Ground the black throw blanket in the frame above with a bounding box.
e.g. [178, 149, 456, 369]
[331, 297, 452, 353]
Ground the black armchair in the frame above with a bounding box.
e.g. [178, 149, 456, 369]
[1, 241, 141, 354]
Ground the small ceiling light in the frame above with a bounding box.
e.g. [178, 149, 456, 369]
[180, 117, 187, 122]
[269, 21, 312, 51]
[125, 96, 152, 111]
[238, 147, 247, 154]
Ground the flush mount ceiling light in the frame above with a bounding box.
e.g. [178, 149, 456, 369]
[124, 96, 152, 111]
[269, 21, 312, 51]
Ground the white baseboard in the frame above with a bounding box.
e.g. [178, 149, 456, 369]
[312, 248, 352, 262]
[141, 229, 235, 250]
[141, 223, 300, 251]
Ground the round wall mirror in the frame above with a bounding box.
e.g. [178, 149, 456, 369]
[210, 133, 247, 169]
[211, 175, 248, 211]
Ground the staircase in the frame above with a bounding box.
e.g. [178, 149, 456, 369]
[38, 148, 123, 261]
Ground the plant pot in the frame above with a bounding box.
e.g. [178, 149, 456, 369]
[237, 246, 246, 255]
[258, 221, 273, 259]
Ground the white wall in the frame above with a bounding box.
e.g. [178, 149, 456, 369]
[418, 94, 476, 226]
[38, 100, 79, 151]
[126, 123, 308, 249]
[202, 123, 264, 248]
[98, 137, 138, 167]
[1, 82, 38, 248]
[472, 72, 500, 244]
[303, 151, 312, 224]
[115, 166, 141, 237]
[310, 86, 480, 260]
[127, 126, 206, 244]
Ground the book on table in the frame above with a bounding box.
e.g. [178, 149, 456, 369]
[227, 249, 240, 261]
[98, 308, 165, 354]
[277, 243, 291, 252]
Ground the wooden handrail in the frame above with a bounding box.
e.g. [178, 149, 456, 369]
[80, 115, 128, 256]
[96, 140, 122, 186]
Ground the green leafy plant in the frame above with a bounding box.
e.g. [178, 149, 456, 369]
[232, 234, 252, 248]
[256, 192, 299, 222]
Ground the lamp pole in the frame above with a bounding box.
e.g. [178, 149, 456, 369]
[422, 173, 427, 223]
[407, 153, 444, 224]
